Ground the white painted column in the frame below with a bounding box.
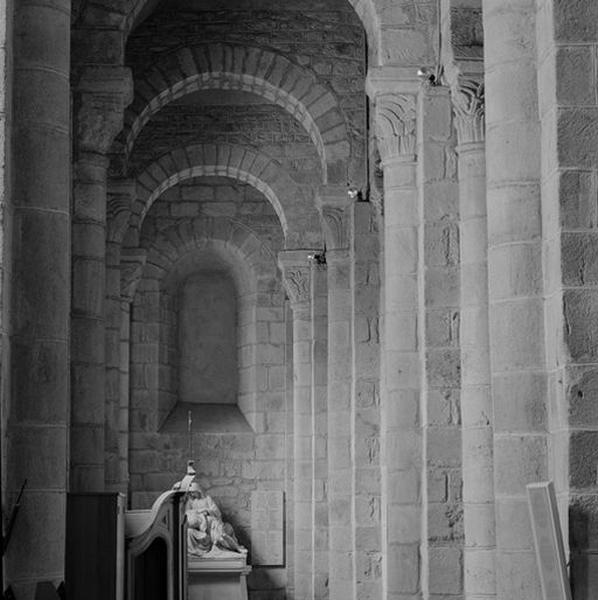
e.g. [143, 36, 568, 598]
[279, 250, 316, 600]
[452, 78, 496, 600]
[318, 189, 355, 600]
[368, 70, 423, 600]
[483, 2, 548, 598]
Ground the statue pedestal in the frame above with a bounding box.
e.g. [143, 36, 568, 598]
[187, 550, 251, 600]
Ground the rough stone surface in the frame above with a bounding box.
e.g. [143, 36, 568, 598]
[6, 1, 598, 599]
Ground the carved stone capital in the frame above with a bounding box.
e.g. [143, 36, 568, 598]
[374, 94, 417, 163]
[451, 78, 485, 145]
[278, 250, 314, 307]
[120, 248, 147, 303]
[107, 179, 135, 244]
[76, 66, 134, 155]
[316, 186, 354, 250]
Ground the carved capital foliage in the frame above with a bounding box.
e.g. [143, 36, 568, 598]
[76, 66, 134, 155]
[282, 268, 311, 306]
[374, 94, 417, 162]
[321, 204, 351, 250]
[107, 179, 135, 243]
[317, 189, 353, 250]
[278, 250, 314, 307]
[120, 249, 147, 302]
[451, 78, 485, 145]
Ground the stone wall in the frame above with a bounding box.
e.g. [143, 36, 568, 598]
[421, 87, 463, 598]
[128, 101, 321, 186]
[537, 1, 598, 596]
[129, 177, 288, 599]
[178, 270, 238, 404]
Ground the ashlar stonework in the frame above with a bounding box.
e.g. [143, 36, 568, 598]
[1, 1, 597, 599]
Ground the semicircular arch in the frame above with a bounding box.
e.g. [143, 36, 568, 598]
[133, 143, 322, 249]
[142, 217, 277, 295]
[125, 44, 352, 184]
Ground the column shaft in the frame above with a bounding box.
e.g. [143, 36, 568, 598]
[292, 299, 314, 600]
[458, 140, 496, 600]
[105, 240, 123, 491]
[383, 155, 422, 600]
[483, 2, 548, 598]
[279, 251, 316, 600]
[8, 0, 71, 596]
[351, 202, 382, 600]
[311, 264, 329, 599]
[71, 152, 108, 491]
[327, 248, 354, 600]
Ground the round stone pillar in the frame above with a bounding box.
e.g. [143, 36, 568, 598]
[279, 250, 316, 600]
[105, 181, 134, 492]
[482, 2, 548, 598]
[8, 0, 71, 596]
[452, 78, 496, 600]
[318, 189, 355, 600]
[368, 70, 423, 599]
[71, 66, 132, 491]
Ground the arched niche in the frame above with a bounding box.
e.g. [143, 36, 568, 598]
[129, 218, 284, 436]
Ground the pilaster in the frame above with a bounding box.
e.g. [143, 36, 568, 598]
[70, 67, 133, 492]
[451, 76, 496, 600]
[316, 186, 356, 599]
[278, 250, 316, 600]
[368, 69, 424, 600]
[105, 179, 135, 491]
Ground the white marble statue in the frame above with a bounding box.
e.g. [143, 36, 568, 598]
[184, 481, 242, 557]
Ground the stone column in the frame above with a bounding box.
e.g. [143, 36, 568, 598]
[105, 181, 134, 492]
[310, 261, 328, 599]
[482, 2, 548, 598]
[452, 78, 496, 600]
[367, 70, 423, 600]
[71, 67, 132, 491]
[7, 0, 70, 596]
[318, 188, 355, 600]
[279, 250, 316, 600]
[119, 248, 147, 495]
[351, 201, 382, 599]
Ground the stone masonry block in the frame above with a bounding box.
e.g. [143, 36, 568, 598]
[426, 349, 461, 387]
[568, 368, 598, 428]
[570, 430, 598, 489]
[427, 427, 461, 467]
[555, 0, 598, 43]
[494, 435, 548, 495]
[564, 289, 598, 362]
[428, 547, 462, 594]
[486, 183, 541, 245]
[425, 267, 459, 308]
[488, 242, 543, 300]
[558, 107, 598, 168]
[562, 232, 598, 286]
[387, 543, 420, 594]
[556, 45, 596, 106]
[559, 169, 596, 230]
[496, 551, 542, 600]
[489, 298, 544, 370]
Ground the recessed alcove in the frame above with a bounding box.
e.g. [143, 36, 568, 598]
[157, 250, 253, 434]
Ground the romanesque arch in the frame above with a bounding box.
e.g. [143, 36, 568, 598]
[124, 44, 351, 184]
[132, 142, 323, 249]
[142, 218, 277, 288]
[129, 215, 283, 456]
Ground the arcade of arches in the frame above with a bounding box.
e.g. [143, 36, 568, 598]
[1, 0, 598, 598]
